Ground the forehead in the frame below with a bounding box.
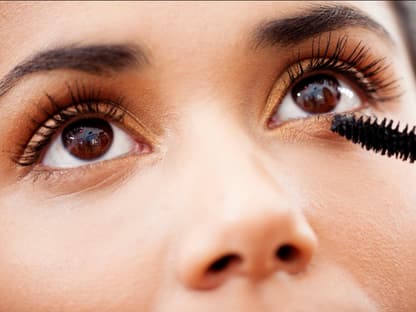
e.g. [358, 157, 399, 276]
[0, 2, 400, 54]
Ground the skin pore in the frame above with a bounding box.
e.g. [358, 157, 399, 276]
[0, 1, 415, 311]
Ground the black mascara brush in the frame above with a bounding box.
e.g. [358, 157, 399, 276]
[330, 114, 416, 163]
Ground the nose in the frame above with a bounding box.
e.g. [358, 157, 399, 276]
[172, 107, 318, 290]
[177, 197, 317, 290]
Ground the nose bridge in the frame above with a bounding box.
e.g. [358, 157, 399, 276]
[171, 101, 310, 232]
[177, 103, 298, 220]
[177, 103, 274, 193]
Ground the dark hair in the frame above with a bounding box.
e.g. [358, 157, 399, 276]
[394, 1, 416, 73]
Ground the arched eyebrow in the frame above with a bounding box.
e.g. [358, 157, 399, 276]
[0, 43, 148, 97]
[251, 4, 394, 49]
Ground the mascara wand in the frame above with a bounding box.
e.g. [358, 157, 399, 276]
[330, 114, 416, 163]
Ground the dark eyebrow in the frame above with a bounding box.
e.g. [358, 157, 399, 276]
[252, 4, 394, 49]
[0, 44, 148, 97]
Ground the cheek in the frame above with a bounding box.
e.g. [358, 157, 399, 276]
[0, 171, 171, 311]
[289, 146, 416, 309]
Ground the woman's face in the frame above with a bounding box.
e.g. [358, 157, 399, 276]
[0, 1, 415, 311]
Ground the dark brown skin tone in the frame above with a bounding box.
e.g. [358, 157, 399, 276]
[0, 1, 415, 311]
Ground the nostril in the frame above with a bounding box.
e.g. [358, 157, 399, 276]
[276, 244, 300, 262]
[207, 254, 242, 273]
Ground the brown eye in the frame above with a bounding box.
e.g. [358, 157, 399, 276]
[62, 118, 113, 160]
[291, 74, 341, 114]
[269, 72, 361, 127]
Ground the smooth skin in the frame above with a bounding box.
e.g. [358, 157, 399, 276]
[0, 1, 415, 311]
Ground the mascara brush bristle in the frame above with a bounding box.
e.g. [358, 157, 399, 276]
[331, 114, 416, 163]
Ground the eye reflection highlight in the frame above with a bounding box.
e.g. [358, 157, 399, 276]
[43, 120, 147, 168]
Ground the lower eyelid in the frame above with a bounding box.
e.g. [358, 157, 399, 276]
[20, 153, 150, 196]
[263, 113, 355, 148]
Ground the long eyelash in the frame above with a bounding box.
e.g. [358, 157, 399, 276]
[287, 34, 400, 103]
[16, 83, 126, 167]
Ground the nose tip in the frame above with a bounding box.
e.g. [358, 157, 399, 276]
[177, 210, 317, 290]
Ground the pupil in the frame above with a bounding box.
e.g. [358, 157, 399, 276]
[291, 74, 341, 114]
[62, 118, 114, 160]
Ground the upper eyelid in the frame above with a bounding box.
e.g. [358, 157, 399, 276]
[284, 35, 398, 97]
[16, 84, 159, 168]
[48, 82, 159, 144]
